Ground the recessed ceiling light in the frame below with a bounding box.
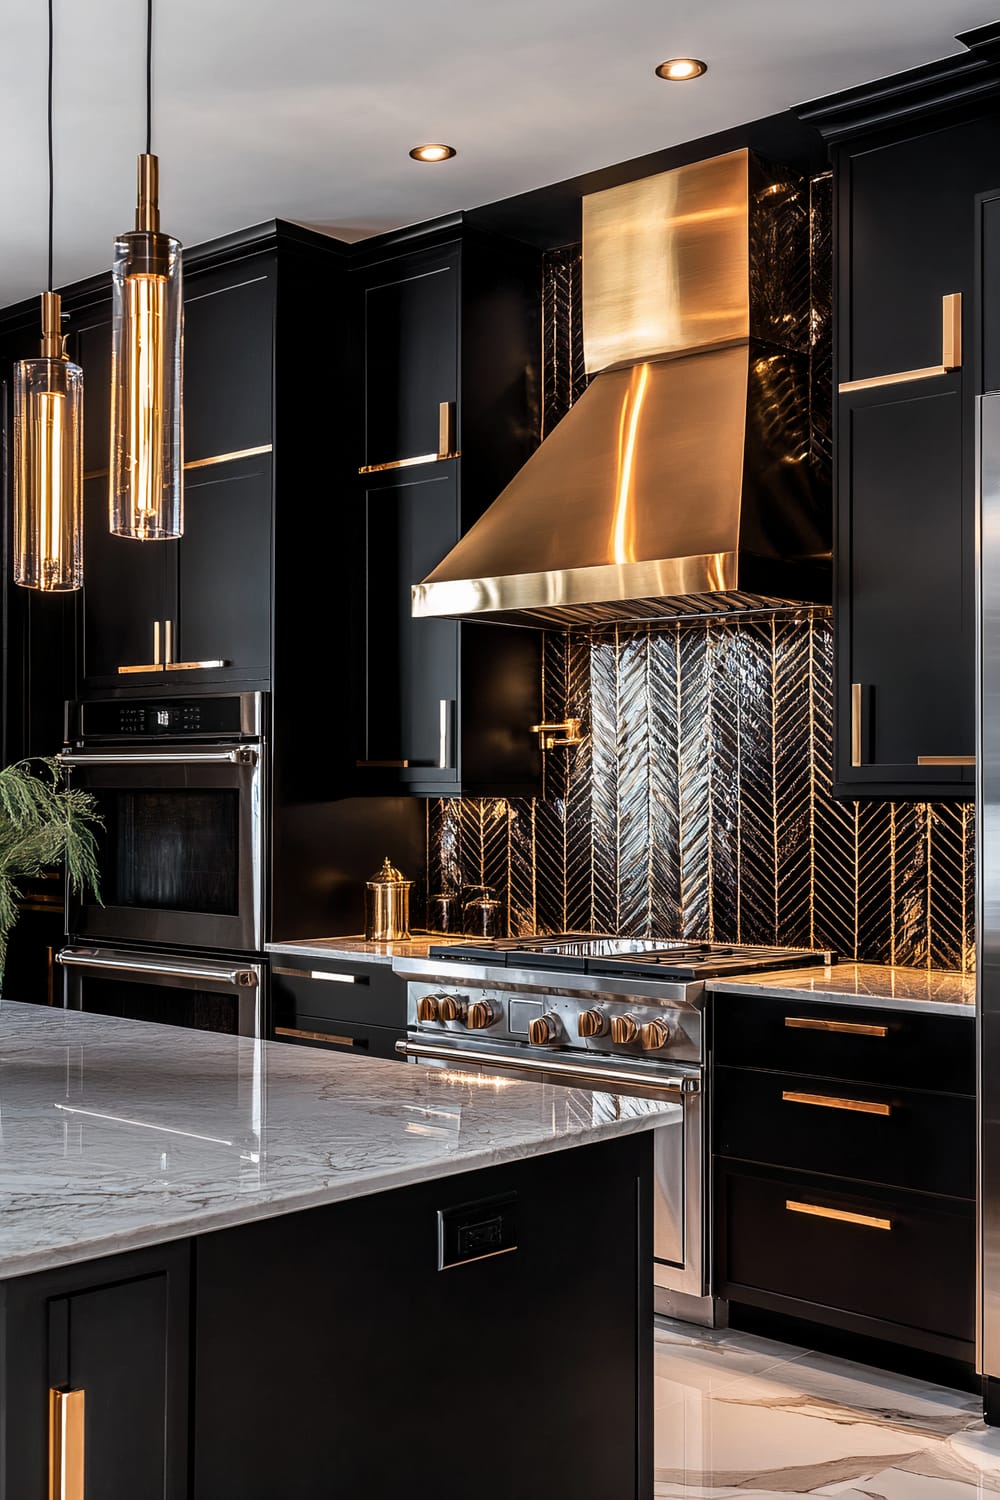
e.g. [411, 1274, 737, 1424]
[409, 144, 457, 163]
[655, 57, 707, 81]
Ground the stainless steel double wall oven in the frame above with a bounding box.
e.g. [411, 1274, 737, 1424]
[57, 692, 266, 1036]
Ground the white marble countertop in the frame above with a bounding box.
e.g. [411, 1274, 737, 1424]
[710, 962, 975, 1016]
[265, 934, 469, 964]
[0, 1002, 672, 1280]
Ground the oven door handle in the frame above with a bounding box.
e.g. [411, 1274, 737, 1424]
[394, 1039, 699, 1095]
[56, 950, 259, 988]
[57, 749, 258, 768]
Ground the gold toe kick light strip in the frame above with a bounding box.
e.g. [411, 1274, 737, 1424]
[786, 1200, 892, 1231]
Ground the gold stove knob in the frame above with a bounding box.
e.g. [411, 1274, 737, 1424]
[640, 1018, 672, 1052]
[610, 1014, 640, 1045]
[528, 1013, 559, 1046]
[438, 995, 467, 1023]
[578, 1009, 607, 1039]
[416, 995, 440, 1023]
[467, 1000, 495, 1030]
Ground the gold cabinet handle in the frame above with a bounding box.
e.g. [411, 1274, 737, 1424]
[358, 400, 461, 473]
[117, 617, 166, 674]
[49, 1388, 85, 1500]
[272, 966, 362, 984]
[851, 682, 863, 767]
[839, 292, 962, 392]
[785, 1016, 888, 1038]
[356, 760, 410, 768]
[786, 1199, 891, 1231]
[782, 1090, 891, 1116]
[166, 662, 227, 671]
[275, 1026, 362, 1047]
[916, 755, 976, 766]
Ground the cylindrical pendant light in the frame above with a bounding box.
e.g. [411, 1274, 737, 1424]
[13, 1, 84, 593]
[109, 0, 183, 540]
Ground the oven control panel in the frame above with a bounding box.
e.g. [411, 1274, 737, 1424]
[407, 980, 702, 1063]
[73, 694, 263, 742]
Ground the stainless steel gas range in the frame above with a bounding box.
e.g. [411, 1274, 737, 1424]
[394, 935, 833, 1325]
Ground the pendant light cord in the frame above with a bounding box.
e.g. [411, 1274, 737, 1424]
[46, 0, 54, 291]
[145, 0, 153, 155]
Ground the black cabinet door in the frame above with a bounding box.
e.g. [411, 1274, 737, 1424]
[832, 114, 1000, 796]
[183, 258, 274, 464]
[175, 455, 272, 680]
[2, 1247, 190, 1500]
[359, 464, 460, 787]
[361, 246, 459, 469]
[837, 379, 973, 789]
[81, 475, 174, 685]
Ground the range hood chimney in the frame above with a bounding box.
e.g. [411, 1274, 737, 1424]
[413, 149, 830, 628]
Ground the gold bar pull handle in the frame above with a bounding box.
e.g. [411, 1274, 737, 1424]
[851, 682, 863, 767]
[839, 291, 962, 392]
[117, 618, 167, 674]
[917, 755, 976, 766]
[785, 1016, 888, 1038]
[437, 400, 456, 460]
[786, 1199, 891, 1231]
[49, 1388, 85, 1500]
[782, 1090, 891, 1116]
[274, 1026, 363, 1047]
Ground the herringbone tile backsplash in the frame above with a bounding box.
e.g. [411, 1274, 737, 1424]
[426, 182, 974, 973]
[426, 614, 975, 971]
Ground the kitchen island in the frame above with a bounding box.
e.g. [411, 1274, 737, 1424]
[0, 1001, 662, 1499]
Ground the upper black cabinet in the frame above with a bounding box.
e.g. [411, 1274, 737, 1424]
[73, 250, 278, 691]
[803, 64, 1000, 796]
[348, 221, 542, 798]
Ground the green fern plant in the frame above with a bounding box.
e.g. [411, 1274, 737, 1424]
[0, 759, 102, 984]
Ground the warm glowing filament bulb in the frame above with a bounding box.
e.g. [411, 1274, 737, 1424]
[126, 271, 167, 528]
[33, 388, 65, 575]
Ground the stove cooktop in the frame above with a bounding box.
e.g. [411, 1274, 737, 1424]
[428, 933, 835, 982]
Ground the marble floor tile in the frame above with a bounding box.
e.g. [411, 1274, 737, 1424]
[653, 1318, 1000, 1496]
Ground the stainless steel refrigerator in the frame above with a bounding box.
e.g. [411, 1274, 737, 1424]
[979, 392, 1000, 1420]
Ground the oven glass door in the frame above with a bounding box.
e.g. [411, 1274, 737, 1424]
[63, 749, 263, 952]
[59, 947, 263, 1037]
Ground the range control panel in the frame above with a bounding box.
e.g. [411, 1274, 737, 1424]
[407, 980, 701, 1064]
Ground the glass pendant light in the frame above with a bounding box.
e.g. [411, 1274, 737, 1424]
[13, 0, 83, 592]
[109, 0, 182, 540]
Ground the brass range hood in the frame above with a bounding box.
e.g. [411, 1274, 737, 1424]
[413, 148, 830, 628]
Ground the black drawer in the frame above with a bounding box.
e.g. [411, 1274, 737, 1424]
[715, 1065, 974, 1198]
[271, 1012, 404, 1059]
[712, 991, 973, 1094]
[716, 1165, 974, 1346]
[269, 956, 405, 1029]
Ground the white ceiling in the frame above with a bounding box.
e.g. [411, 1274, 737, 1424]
[1, 0, 998, 307]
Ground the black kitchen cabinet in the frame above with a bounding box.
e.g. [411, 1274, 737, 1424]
[0, 1135, 651, 1499]
[712, 988, 976, 1370]
[270, 950, 406, 1056]
[73, 253, 277, 691]
[0, 1242, 190, 1499]
[802, 58, 1000, 797]
[348, 220, 542, 798]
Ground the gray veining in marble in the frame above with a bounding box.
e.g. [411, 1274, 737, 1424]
[710, 963, 974, 1017]
[0, 1002, 671, 1281]
[265, 935, 469, 964]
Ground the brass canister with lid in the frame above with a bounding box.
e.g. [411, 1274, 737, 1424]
[364, 857, 413, 942]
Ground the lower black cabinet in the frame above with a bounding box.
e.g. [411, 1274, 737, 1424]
[716, 1163, 974, 1358]
[0, 1243, 190, 1500]
[270, 953, 406, 1057]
